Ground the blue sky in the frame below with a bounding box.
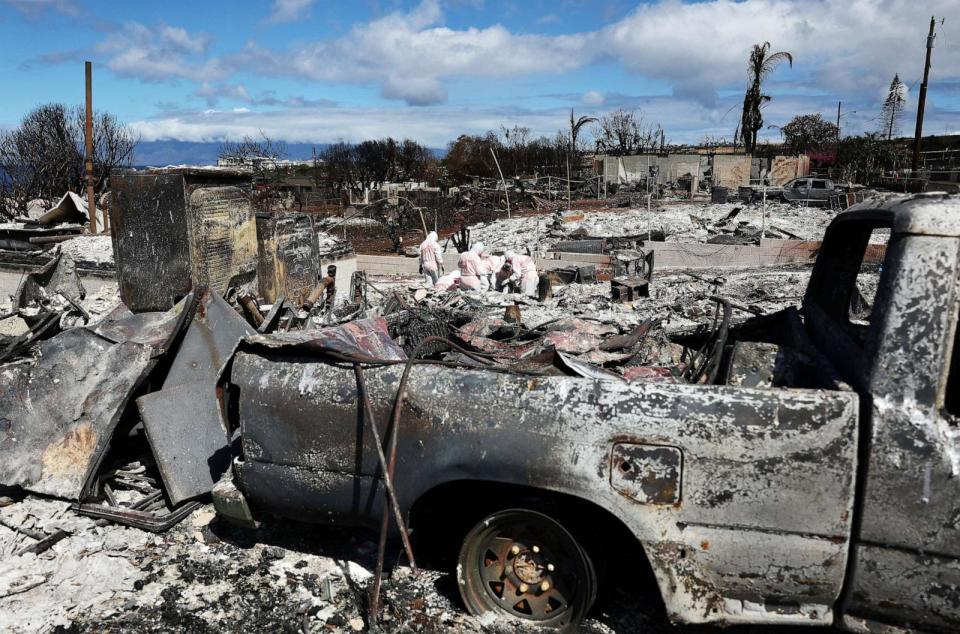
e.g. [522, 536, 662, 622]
[1, 0, 957, 156]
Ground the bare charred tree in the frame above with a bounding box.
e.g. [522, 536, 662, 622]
[219, 131, 289, 212]
[218, 131, 287, 174]
[319, 138, 433, 203]
[780, 114, 839, 154]
[0, 103, 137, 218]
[311, 145, 323, 192]
[879, 74, 907, 141]
[442, 129, 568, 183]
[594, 109, 662, 156]
[500, 125, 531, 176]
[396, 139, 432, 182]
[354, 139, 395, 187]
[738, 42, 793, 153]
[321, 141, 358, 201]
[444, 134, 497, 181]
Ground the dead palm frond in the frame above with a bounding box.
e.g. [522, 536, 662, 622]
[570, 109, 598, 151]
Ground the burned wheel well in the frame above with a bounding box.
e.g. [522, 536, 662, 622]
[407, 479, 663, 611]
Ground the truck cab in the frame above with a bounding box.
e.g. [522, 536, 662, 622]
[801, 193, 960, 632]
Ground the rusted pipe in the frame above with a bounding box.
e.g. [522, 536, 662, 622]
[369, 335, 452, 619]
[237, 293, 264, 327]
[28, 235, 78, 245]
[353, 364, 417, 570]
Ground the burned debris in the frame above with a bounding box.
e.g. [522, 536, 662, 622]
[1, 145, 958, 634]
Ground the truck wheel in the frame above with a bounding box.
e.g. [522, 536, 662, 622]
[456, 509, 597, 631]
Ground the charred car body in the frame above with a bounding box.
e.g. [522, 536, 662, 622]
[214, 194, 960, 632]
[781, 177, 840, 206]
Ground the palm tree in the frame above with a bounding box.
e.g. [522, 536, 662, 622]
[739, 42, 793, 153]
[567, 109, 597, 207]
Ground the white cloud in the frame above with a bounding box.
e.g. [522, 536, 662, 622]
[130, 104, 573, 147]
[599, 0, 957, 99]
[380, 76, 448, 106]
[193, 82, 338, 108]
[195, 82, 252, 106]
[229, 0, 959, 108]
[581, 91, 605, 106]
[28, 0, 960, 139]
[127, 97, 751, 148]
[264, 0, 316, 25]
[127, 90, 959, 150]
[97, 21, 223, 82]
[233, 0, 595, 105]
[4, 0, 79, 17]
[45, 0, 960, 110]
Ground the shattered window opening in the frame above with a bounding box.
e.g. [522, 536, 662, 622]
[849, 229, 888, 327]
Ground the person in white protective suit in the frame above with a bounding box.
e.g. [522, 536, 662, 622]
[459, 242, 487, 291]
[418, 231, 443, 286]
[505, 251, 540, 297]
[481, 253, 506, 291]
[433, 270, 461, 291]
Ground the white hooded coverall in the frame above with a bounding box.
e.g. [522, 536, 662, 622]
[419, 231, 443, 286]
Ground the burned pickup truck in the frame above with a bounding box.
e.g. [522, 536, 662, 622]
[214, 193, 960, 632]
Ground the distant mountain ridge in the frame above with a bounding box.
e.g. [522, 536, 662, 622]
[134, 140, 445, 167]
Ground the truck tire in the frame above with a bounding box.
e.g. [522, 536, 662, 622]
[456, 509, 597, 631]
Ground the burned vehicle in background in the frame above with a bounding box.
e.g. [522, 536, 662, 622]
[781, 177, 840, 205]
[214, 194, 960, 632]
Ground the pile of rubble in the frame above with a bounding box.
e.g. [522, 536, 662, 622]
[450, 200, 844, 256]
[1, 166, 894, 633]
[0, 240, 868, 632]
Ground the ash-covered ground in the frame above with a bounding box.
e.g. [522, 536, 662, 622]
[446, 201, 838, 255]
[0, 492, 838, 634]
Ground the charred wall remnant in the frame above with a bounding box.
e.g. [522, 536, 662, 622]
[110, 170, 255, 312]
[255, 212, 320, 305]
[110, 173, 192, 312]
[188, 186, 257, 295]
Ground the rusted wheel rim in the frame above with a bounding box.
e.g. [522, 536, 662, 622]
[457, 509, 595, 630]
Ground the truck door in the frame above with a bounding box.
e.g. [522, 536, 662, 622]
[841, 204, 960, 631]
[810, 179, 829, 202]
[788, 178, 807, 203]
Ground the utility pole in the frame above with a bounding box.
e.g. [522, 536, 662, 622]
[84, 61, 98, 234]
[911, 16, 937, 173]
[836, 101, 842, 139]
[489, 147, 510, 219]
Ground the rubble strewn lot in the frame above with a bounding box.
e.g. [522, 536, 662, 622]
[6, 180, 950, 634]
[452, 201, 832, 254]
[369, 265, 825, 335]
[0, 261, 872, 633]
